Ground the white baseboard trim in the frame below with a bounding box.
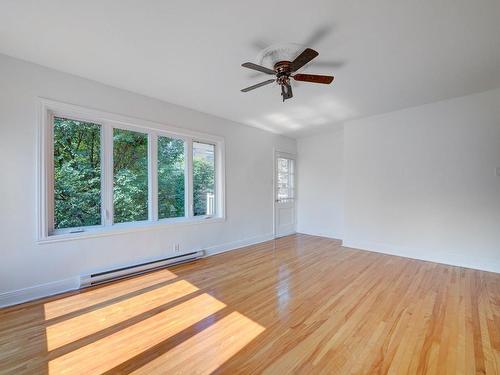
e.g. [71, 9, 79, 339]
[0, 277, 80, 309]
[0, 233, 276, 309]
[342, 240, 500, 274]
[204, 233, 275, 257]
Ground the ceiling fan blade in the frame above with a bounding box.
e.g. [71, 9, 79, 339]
[241, 62, 275, 75]
[303, 25, 332, 47]
[309, 60, 344, 69]
[293, 74, 334, 84]
[290, 48, 319, 72]
[241, 79, 275, 92]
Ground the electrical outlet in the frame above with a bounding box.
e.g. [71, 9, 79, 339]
[496, 167, 500, 177]
[173, 243, 180, 252]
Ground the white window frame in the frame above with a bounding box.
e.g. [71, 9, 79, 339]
[37, 98, 226, 243]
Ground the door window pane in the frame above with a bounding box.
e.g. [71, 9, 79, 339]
[193, 142, 215, 216]
[113, 128, 148, 223]
[158, 136, 185, 219]
[277, 157, 294, 201]
[53, 117, 102, 229]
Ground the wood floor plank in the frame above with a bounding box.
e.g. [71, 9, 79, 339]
[0, 234, 498, 374]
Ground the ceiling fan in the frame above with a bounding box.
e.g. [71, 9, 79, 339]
[240, 48, 334, 102]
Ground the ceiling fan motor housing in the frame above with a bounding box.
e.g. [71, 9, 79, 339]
[274, 61, 292, 86]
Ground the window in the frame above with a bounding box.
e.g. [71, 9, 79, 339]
[276, 157, 294, 201]
[53, 117, 102, 229]
[193, 142, 215, 216]
[39, 99, 225, 240]
[158, 136, 185, 219]
[113, 128, 149, 223]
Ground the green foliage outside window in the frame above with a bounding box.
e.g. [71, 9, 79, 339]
[53, 117, 101, 229]
[158, 137, 185, 218]
[53, 119, 217, 230]
[113, 128, 148, 223]
[193, 158, 215, 216]
[193, 142, 215, 216]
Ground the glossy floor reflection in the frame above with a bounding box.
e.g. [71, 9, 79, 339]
[0, 234, 499, 374]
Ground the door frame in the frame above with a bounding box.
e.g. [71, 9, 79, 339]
[273, 149, 297, 238]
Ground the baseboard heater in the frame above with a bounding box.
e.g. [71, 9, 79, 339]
[80, 250, 205, 287]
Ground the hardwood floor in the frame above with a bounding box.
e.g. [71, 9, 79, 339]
[0, 234, 499, 374]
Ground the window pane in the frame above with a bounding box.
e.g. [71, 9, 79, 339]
[277, 157, 294, 200]
[53, 117, 101, 229]
[193, 142, 215, 216]
[158, 136, 185, 219]
[113, 128, 148, 223]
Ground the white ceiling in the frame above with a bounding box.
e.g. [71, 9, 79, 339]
[1, 0, 499, 137]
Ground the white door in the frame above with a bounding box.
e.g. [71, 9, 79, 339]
[274, 152, 296, 237]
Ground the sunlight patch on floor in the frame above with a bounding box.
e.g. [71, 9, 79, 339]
[46, 279, 198, 350]
[44, 269, 178, 320]
[48, 293, 225, 375]
[130, 311, 265, 375]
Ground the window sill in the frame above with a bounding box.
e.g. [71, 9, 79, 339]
[37, 216, 226, 244]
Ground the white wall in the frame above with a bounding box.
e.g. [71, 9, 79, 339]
[297, 126, 344, 239]
[0, 54, 296, 306]
[298, 88, 500, 273]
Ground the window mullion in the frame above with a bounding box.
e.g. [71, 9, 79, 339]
[186, 139, 193, 218]
[102, 124, 114, 226]
[149, 133, 158, 222]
